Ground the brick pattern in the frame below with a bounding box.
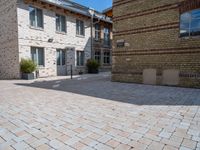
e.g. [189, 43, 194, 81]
[0, 0, 20, 79]
[112, 0, 200, 88]
[0, 74, 200, 150]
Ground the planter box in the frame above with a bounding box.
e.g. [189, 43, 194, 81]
[21, 73, 35, 80]
[88, 68, 99, 74]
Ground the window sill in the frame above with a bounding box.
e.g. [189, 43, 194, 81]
[76, 66, 85, 68]
[180, 35, 200, 40]
[103, 45, 111, 48]
[37, 66, 45, 69]
[56, 31, 67, 35]
[76, 35, 85, 38]
[103, 63, 111, 66]
[29, 26, 44, 31]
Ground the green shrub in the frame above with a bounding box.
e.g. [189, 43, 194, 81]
[20, 59, 37, 73]
[86, 59, 100, 73]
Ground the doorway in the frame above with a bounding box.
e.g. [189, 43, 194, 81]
[56, 49, 66, 76]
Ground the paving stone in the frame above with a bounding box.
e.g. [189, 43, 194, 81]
[36, 144, 52, 150]
[159, 130, 172, 139]
[179, 146, 193, 150]
[12, 141, 30, 150]
[163, 145, 178, 150]
[106, 139, 120, 148]
[129, 133, 143, 141]
[147, 141, 165, 150]
[49, 139, 64, 149]
[161, 138, 181, 148]
[114, 144, 131, 150]
[72, 142, 87, 149]
[94, 143, 113, 150]
[97, 134, 113, 143]
[30, 138, 49, 148]
[64, 136, 81, 146]
[181, 139, 197, 149]
[0, 73, 200, 150]
[128, 140, 148, 150]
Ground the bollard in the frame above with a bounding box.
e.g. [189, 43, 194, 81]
[71, 65, 73, 79]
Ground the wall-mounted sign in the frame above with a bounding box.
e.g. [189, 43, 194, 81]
[116, 39, 125, 48]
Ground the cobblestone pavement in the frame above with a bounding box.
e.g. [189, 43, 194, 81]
[0, 73, 200, 150]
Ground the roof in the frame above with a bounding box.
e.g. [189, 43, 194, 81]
[40, 0, 112, 23]
[102, 7, 112, 14]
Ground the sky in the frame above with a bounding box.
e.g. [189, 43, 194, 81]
[71, 0, 112, 12]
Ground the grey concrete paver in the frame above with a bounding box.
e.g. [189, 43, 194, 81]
[0, 72, 200, 150]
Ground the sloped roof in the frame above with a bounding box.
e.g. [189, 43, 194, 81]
[41, 0, 112, 23]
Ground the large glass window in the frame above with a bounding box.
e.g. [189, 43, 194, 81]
[57, 49, 66, 66]
[103, 51, 110, 64]
[29, 6, 43, 28]
[76, 19, 85, 36]
[94, 51, 101, 64]
[104, 27, 110, 46]
[77, 51, 84, 66]
[31, 47, 44, 66]
[56, 14, 66, 32]
[95, 24, 101, 41]
[180, 9, 200, 37]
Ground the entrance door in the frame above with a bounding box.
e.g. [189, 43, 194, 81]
[57, 49, 66, 76]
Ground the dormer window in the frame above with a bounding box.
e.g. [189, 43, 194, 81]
[180, 9, 200, 37]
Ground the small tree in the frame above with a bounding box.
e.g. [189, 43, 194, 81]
[86, 59, 100, 74]
[20, 58, 37, 74]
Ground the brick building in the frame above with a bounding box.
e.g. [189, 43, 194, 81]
[0, 0, 112, 79]
[112, 0, 200, 88]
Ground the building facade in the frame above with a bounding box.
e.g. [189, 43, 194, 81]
[112, 0, 200, 88]
[0, 0, 112, 79]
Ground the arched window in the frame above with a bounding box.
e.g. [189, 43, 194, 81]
[180, 9, 200, 37]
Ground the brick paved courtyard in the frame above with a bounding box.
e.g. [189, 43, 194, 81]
[0, 73, 200, 150]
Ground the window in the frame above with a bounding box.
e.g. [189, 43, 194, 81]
[31, 47, 44, 66]
[76, 19, 85, 36]
[94, 51, 101, 64]
[56, 14, 66, 32]
[57, 49, 66, 66]
[180, 9, 200, 37]
[95, 24, 101, 41]
[77, 51, 84, 66]
[103, 51, 110, 64]
[29, 6, 43, 28]
[104, 27, 110, 46]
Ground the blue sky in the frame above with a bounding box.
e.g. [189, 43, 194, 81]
[71, 0, 112, 12]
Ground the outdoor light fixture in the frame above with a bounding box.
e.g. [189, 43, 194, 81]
[48, 38, 54, 43]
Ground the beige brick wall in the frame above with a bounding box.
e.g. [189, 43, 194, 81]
[17, 1, 91, 77]
[112, 0, 200, 88]
[0, 0, 20, 79]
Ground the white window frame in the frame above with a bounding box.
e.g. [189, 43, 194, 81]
[103, 51, 110, 65]
[31, 47, 45, 67]
[180, 8, 200, 37]
[29, 6, 43, 28]
[94, 51, 101, 64]
[56, 14, 66, 33]
[56, 49, 66, 66]
[95, 24, 101, 41]
[76, 19, 85, 36]
[76, 51, 84, 66]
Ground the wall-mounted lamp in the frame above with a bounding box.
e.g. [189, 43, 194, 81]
[48, 38, 54, 43]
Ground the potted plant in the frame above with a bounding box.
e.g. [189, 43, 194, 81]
[20, 58, 37, 80]
[86, 59, 100, 74]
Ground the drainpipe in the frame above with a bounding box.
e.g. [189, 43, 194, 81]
[89, 8, 95, 59]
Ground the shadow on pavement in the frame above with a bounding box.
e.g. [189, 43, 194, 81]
[15, 73, 200, 105]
